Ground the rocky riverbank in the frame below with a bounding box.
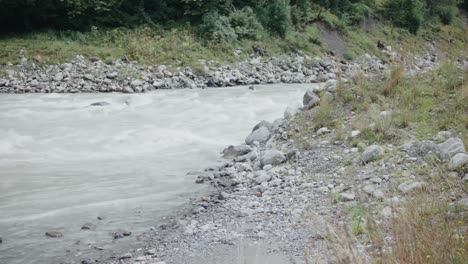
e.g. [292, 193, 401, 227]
[96, 49, 467, 264]
[0, 44, 441, 94]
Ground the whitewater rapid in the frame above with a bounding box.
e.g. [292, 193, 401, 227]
[0, 84, 315, 263]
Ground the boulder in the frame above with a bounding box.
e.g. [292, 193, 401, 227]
[303, 91, 320, 109]
[398, 181, 427, 194]
[252, 120, 272, 133]
[339, 192, 355, 202]
[324, 79, 338, 93]
[362, 145, 384, 163]
[438, 138, 466, 161]
[260, 149, 286, 166]
[245, 126, 271, 145]
[222, 145, 252, 158]
[448, 153, 468, 171]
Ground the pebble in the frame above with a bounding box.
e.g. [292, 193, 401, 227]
[45, 231, 63, 238]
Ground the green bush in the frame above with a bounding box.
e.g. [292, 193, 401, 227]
[383, 0, 426, 34]
[200, 11, 237, 42]
[229, 7, 264, 40]
[425, 0, 458, 24]
[257, 0, 292, 38]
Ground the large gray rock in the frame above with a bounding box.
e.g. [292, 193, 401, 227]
[260, 149, 286, 166]
[253, 171, 272, 185]
[400, 140, 439, 157]
[252, 120, 272, 133]
[245, 126, 271, 145]
[438, 137, 465, 161]
[324, 79, 338, 93]
[339, 192, 355, 202]
[303, 91, 320, 110]
[398, 181, 427, 194]
[222, 145, 251, 158]
[448, 153, 468, 171]
[362, 145, 384, 163]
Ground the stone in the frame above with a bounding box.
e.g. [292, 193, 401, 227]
[222, 145, 251, 158]
[53, 72, 64, 82]
[303, 91, 320, 109]
[217, 191, 228, 200]
[253, 171, 272, 185]
[106, 72, 118, 79]
[324, 79, 338, 93]
[113, 230, 132, 239]
[363, 184, 375, 195]
[90, 101, 110, 107]
[362, 145, 384, 163]
[448, 153, 468, 171]
[381, 206, 392, 218]
[351, 130, 361, 138]
[131, 80, 144, 87]
[0, 237, 2, 244]
[260, 149, 286, 166]
[372, 189, 385, 199]
[398, 181, 427, 194]
[245, 126, 271, 145]
[119, 253, 132, 260]
[45, 231, 63, 238]
[145, 249, 157, 255]
[122, 87, 134, 93]
[317, 127, 331, 135]
[81, 223, 95, 230]
[339, 192, 355, 202]
[438, 138, 465, 161]
[252, 120, 273, 133]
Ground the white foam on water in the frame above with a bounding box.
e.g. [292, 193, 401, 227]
[0, 83, 317, 264]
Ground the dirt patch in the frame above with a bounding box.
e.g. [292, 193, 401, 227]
[315, 21, 346, 59]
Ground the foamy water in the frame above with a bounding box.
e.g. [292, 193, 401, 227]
[0, 84, 316, 263]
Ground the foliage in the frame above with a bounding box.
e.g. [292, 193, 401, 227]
[383, 0, 426, 34]
[200, 11, 237, 42]
[228, 7, 264, 40]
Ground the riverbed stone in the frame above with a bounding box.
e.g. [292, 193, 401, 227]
[438, 137, 465, 161]
[260, 149, 286, 166]
[398, 181, 427, 194]
[362, 145, 384, 163]
[448, 153, 468, 171]
[222, 145, 251, 158]
[245, 126, 271, 145]
[303, 91, 320, 109]
[45, 231, 63, 238]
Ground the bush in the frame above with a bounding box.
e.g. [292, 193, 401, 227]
[426, 0, 458, 25]
[229, 7, 264, 40]
[257, 0, 292, 38]
[383, 0, 426, 34]
[200, 11, 237, 42]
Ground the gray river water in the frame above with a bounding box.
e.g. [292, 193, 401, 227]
[0, 84, 314, 264]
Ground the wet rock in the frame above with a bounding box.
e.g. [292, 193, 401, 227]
[303, 91, 320, 109]
[89, 101, 110, 106]
[112, 230, 132, 239]
[448, 153, 468, 171]
[45, 231, 63, 238]
[260, 149, 286, 166]
[252, 120, 273, 133]
[222, 145, 251, 158]
[81, 223, 95, 230]
[362, 145, 384, 163]
[0, 237, 2, 244]
[119, 253, 132, 260]
[398, 181, 427, 194]
[122, 87, 134, 93]
[97, 216, 105, 220]
[245, 126, 271, 145]
[438, 137, 465, 161]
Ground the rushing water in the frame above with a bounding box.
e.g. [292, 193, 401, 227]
[0, 84, 316, 264]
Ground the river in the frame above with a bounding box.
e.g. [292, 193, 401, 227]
[0, 84, 315, 263]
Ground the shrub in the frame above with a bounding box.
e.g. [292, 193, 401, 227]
[383, 0, 426, 34]
[426, 0, 458, 25]
[200, 11, 237, 42]
[257, 0, 292, 38]
[229, 7, 264, 40]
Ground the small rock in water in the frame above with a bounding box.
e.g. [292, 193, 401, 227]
[97, 216, 105, 220]
[119, 253, 132, 260]
[81, 223, 95, 230]
[249, 85, 255, 90]
[90, 101, 110, 107]
[0, 237, 2, 244]
[112, 230, 132, 239]
[45, 231, 63, 238]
